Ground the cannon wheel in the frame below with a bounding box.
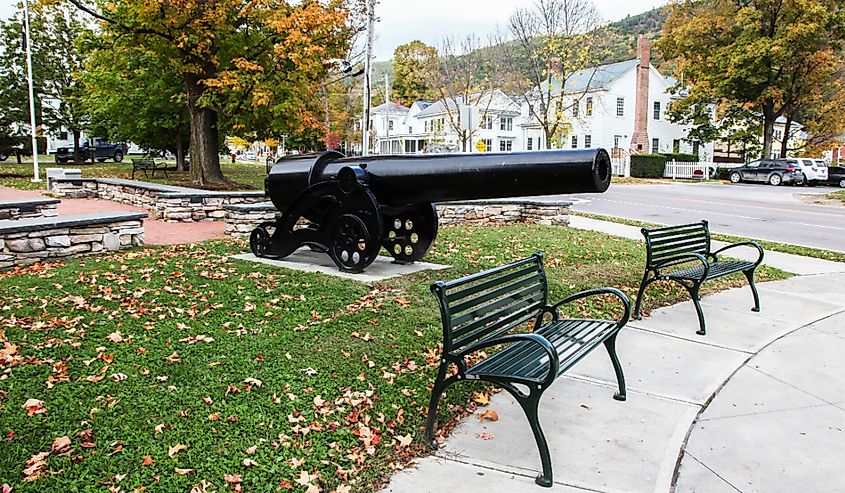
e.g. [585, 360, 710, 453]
[328, 213, 380, 272]
[249, 221, 277, 257]
[381, 203, 438, 264]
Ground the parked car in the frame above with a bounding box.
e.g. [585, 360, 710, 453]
[826, 166, 845, 188]
[56, 139, 127, 163]
[728, 158, 805, 186]
[791, 158, 829, 186]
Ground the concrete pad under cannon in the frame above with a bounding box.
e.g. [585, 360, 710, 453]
[230, 250, 449, 282]
[568, 327, 748, 404]
[381, 456, 588, 493]
[437, 377, 698, 493]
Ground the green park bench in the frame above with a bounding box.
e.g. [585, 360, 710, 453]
[633, 220, 764, 335]
[131, 158, 169, 179]
[424, 253, 630, 487]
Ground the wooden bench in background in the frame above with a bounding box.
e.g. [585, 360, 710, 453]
[131, 158, 169, 179]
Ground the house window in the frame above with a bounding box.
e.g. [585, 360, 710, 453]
[614, 135, 622, 148]
[616, 97, 624, 117]
[499, 140, 513, 152]
[572, 102, 579, 118]
[571, 135, 578, 149]
[500, 117, 513, 131]
[586, 97, 593, 116]
[673, 139, 680, 153]
[527, 137, 533, 150]
[692, 141, 700, 156]
[482, 139, 492, 152]
[424, 121, 429, 133]
[651, 138, 659, 154]
[59, 131, 68, 140]
[388, 120, 394, 131]
[774, 129, 783, 140]
[481, 115, 493, 130]
[585, 135, 592, 148]
[653, 101, 661, 120]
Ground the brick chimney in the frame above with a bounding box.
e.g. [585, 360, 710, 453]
[629, 37, 650, 154]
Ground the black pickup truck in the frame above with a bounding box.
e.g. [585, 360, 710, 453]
[56, 139, 127, 163]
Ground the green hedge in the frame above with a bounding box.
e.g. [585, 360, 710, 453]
[630, 154, 667, 178]
[661, 152, 698, 163]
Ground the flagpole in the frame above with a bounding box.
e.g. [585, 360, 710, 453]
[361, 0, 374, 157]
[23, 0, 41, 182]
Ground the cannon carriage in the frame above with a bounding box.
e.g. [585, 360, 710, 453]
[251, 149, 612, 273]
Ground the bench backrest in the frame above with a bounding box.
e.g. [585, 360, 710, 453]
[132, 158, 155, 166]
[430, 254, 548, 355]
[641, 220, 711, 269]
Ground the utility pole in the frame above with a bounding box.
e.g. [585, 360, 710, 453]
[23, 0, 41, 183]
[384, 73, 390, 154]
[361, 0, 375, 156]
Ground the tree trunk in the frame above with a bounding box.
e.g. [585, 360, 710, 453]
[185, 76, 226, 186]
[780, 116, 792, 158]
[72, 130, 81, 164]
[761, 102, 776, 159]
[544, 127, 553, 150]
[175, 130, 186, 172]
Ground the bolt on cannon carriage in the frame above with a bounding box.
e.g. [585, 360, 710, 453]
[251, 148, 613, 273]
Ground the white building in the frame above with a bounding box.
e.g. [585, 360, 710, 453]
[519, 38, 712, 160]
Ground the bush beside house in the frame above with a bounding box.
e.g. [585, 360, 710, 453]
[630, 154, 667, 178]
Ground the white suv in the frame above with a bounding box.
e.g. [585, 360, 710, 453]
[796, 158, 829, 185]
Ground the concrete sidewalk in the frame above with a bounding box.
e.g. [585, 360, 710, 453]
[381, 272, 845, 491]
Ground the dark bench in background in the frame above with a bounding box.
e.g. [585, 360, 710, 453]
[633, 220, 764, 335]
[131, 158, 169, 179]
[425, 253, 630, 487]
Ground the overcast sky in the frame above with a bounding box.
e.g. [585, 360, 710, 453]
[1, 0, 668, 61]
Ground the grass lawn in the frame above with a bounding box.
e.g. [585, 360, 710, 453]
[827, 190, 845, 205]
[0, 157, 265, 191]
[0, 224, 789, 492]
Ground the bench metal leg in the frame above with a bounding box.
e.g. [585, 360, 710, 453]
[744, 268, 760, 312]
[604, 333, 626, 401]
[632, 271, 652, 320]
[424, 364, 450, 449]
[688, 283, 707, 336]
[511, 387, 553, 487]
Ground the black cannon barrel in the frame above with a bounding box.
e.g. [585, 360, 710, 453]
[266, 148, 611, 210]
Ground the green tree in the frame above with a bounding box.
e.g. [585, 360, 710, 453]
[81, 38, 191, 170]
[660, 0, 845, 159]
[64, 0, 357, 185]
[0, 3, 90, 162]
[391, 40, 437, 105]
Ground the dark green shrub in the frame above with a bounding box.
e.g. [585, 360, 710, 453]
[661, 152, 698, 163]
[630, 154, 667, 178]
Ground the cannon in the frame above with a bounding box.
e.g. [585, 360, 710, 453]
[250, 148, 612, 272]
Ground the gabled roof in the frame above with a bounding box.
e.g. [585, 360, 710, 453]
[415, 90, 520, 118]
[540, 58, 639, 95]
[371, 102, 409, 115]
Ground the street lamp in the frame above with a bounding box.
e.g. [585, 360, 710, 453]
[23, 0, 41, 183]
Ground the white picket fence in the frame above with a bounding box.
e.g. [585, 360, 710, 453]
[611, 155, 631, 177]
[663, 160, 712, 179]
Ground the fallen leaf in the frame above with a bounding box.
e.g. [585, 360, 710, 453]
[154, 424, 167, 435]
[165, 352, 181, 364]
[478, 410, 499, 422]
[51, 436, 72, 454]
[395, 434, 413, 448]
[106, 331, 126, 343]
[168, 444, 187, 458]
[476, 432, 494, 440]
[472, 392, 489, 406]
[244, 377, 262, 388]
[245, 445, 257, 455]
[395, 298, 411, 307]
[580, 404, 592, 410]
[22, 398, 46, 416]
[174, 468, 194, 475]
[111, 373, 128, 382]
[142, 455, 154, 466]
[224, 473, 242, 484]
[202, 396, 213, 406]
[242, 458, 258, 467]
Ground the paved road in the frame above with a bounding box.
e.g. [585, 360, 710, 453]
[543, 182, 845, 252]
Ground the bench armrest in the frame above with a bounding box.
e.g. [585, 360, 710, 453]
[458, 333, 560, 387]
[652, 252, 710, 280]
[548, 287, 631, 328]
[710, 241, 764, 266]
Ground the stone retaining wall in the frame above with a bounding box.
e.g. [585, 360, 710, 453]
[437, 200, 571, 226]
[222, 199, 571, 238]
[0, 199, 60, 220]
[0, 213, 146, 271]
[51, 179, 266, 223]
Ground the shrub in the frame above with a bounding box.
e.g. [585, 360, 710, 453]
[661, 152, 699, 163]
[630, 154, 667, 178]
